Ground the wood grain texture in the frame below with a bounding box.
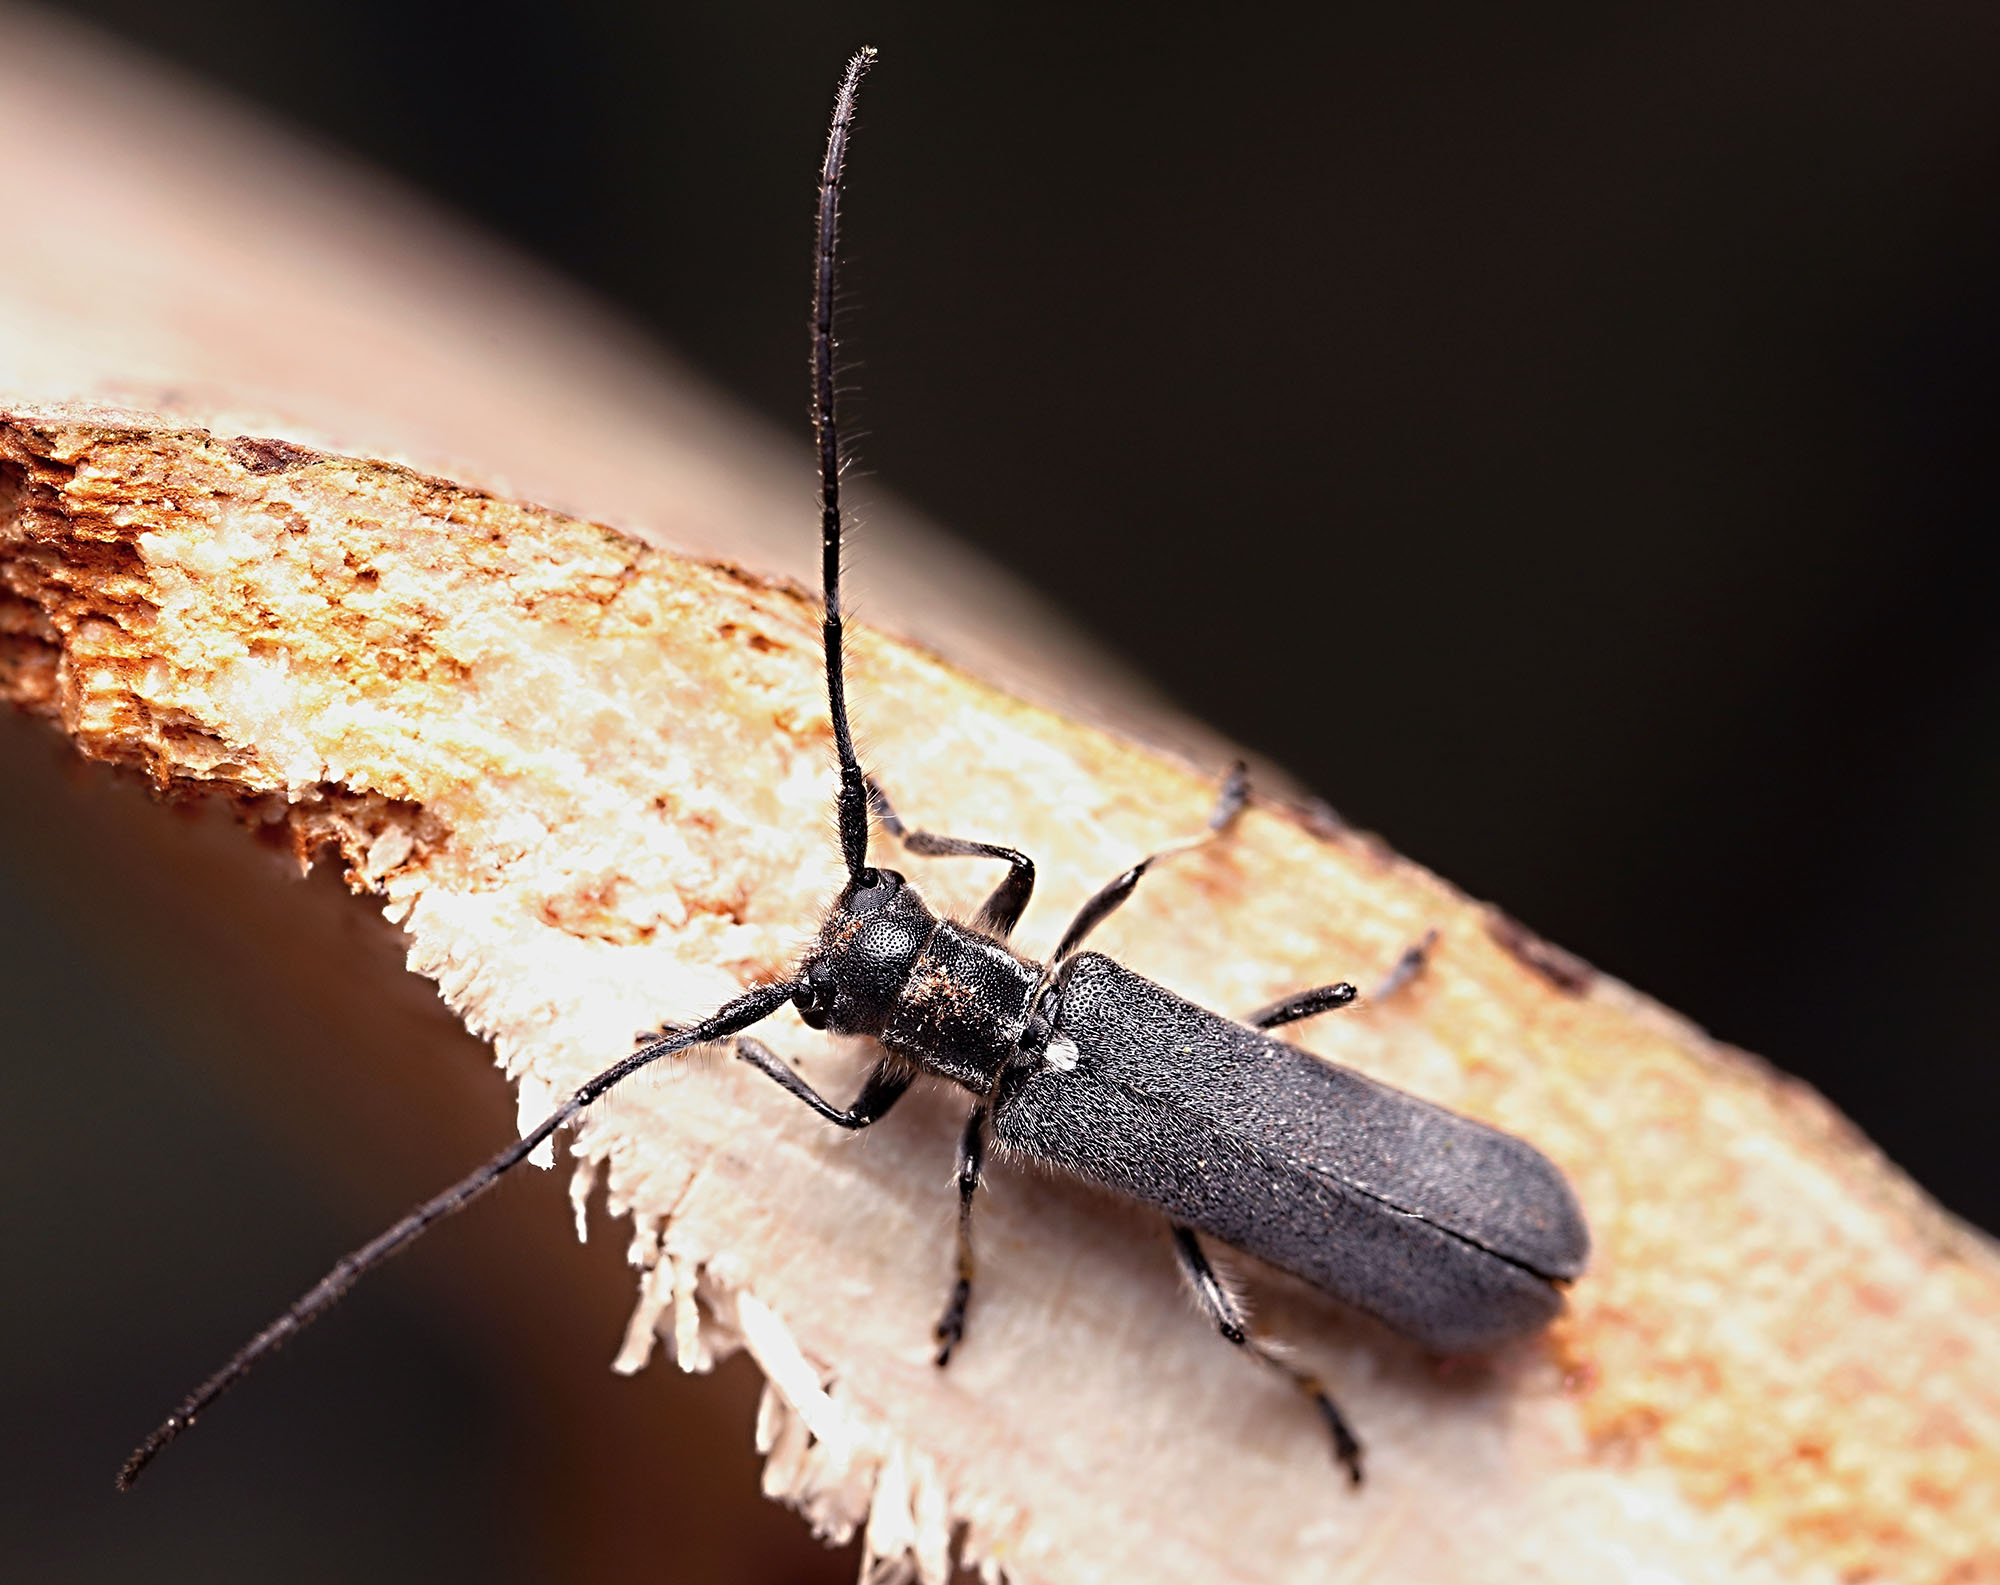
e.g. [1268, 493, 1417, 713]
[4, 406, 1996, 1585]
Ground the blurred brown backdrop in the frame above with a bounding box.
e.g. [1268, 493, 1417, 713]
[4, 3, 1996, 1582]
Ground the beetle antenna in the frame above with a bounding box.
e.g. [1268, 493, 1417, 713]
[117, 980, 794, 1491]
[816, 46, 877, 883]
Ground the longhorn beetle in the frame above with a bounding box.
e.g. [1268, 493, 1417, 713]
[119, 47, 1589, 1493]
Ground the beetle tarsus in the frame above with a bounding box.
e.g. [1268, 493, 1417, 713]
[1369, 926, 1440, 1005]
[934, 1278, 971, 1366]
[1308, 1382, 1366, 1486]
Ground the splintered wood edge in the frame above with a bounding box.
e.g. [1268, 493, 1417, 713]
[3, 405, 1996, 1585]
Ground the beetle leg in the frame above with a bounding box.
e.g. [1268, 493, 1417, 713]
[1170, 1224, 1364, 1486]
[1368, 926, 1439, 1004]
[735, 1038, 914, 1129]
[868, 778, 1037, 938]
[633, 1025, 912, 1129]
[934, 1102, 989, 1365]
[1244, 982, 1358, 1030]
[1051, 761, 1248, 964]
[1243, 927, 1439, 1030]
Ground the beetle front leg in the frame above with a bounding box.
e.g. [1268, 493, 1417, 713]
[632, 1025, 912, 1129]
[732, 1036, 913, 1129]
[1170, 1224, 1364, 1486]
[933, 1102, 989, 1365]
[868, 778, 1037, 938]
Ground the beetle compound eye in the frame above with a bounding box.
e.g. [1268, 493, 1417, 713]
[847, 868, 903, 913]
[794, 961, 840, 1029]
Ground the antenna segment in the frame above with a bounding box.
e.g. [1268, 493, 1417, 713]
[815, 46, 878, 883]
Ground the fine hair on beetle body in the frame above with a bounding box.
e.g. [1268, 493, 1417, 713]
[118, 46, 1589, 1496]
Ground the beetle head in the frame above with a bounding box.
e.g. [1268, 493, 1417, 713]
[793, 868, 936, 1037]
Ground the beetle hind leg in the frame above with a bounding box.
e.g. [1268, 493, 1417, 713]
[1170, 1224, 1364, 1486]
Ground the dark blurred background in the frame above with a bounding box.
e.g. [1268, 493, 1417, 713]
[5, 2, 1996, 1581]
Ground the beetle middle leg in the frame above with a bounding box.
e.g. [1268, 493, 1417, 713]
[868, 779, 1036, 938]
[933, 1102, 988, 1365]
[1367, 927, 1438, 1003]
[1245, 982, 1358, 1030]
[1170, 1224, 1364, 1485]
[1244, 927, 1440, 1030]
[1051, 760, 1249, 963]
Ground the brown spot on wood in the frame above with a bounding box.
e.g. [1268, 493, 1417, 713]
[716, 620, 784, 655]
[225, 435, 323, 475]
[538, 872, 660, 946]
[1485, 910, 1596, 994]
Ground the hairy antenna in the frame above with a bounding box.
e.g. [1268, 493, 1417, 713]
[118, 981, 793, 1489]
[816, 46, 877, 882]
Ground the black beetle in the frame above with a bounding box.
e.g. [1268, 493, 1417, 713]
[120, 46, 1587, 1493]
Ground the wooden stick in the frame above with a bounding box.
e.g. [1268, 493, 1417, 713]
[4, 404, 1996, 1584]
